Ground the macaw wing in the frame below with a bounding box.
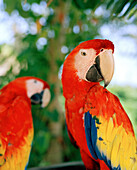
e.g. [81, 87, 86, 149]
[65, 107, 78, 148]
[67, 125, 79, 149]
[0, 96, 33, 169]
[84, 87, 137, 170]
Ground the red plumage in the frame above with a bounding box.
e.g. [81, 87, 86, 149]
[62, 39, 136, 170]
[0, 77, 50, 169]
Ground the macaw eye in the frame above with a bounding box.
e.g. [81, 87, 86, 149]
[100, 48, 104, 52]
[81, 51, 87, 56]
[34, 80, 37, 83]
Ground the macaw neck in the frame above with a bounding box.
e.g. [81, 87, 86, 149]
[62, 70, 99, 109]
[0, 82, 30, 104]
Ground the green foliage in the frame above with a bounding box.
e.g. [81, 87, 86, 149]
[108, 0, 137, 18]
[73, 0, 137, 19]
[34, 131, 51, 154]
[73, 0, 104, 10]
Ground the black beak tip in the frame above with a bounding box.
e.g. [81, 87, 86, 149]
[104, 85, 107, 89]
[104, 81, 109, 88]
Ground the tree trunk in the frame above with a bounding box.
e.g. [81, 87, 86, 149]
[45, 0, 70, 164]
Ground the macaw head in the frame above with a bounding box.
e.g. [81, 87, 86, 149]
[7, 77, 51, 108]
[62, 39, 114, 88]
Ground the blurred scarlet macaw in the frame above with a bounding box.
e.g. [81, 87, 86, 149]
[0, 77, 50, 170]
[62, 39, 137, 170]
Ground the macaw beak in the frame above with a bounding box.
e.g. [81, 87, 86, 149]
[30, 88, 51, 108]
[86, 49, 114, 88]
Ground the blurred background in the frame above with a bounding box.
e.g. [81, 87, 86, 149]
[0, 0, 137, 168]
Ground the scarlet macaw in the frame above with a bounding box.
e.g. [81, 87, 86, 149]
[62, 39, 137, 170]
[0, 77, 50, 170]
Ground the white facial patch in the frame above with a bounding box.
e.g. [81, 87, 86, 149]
[26, 79, 44, 98]
[75, 48, 96, 80]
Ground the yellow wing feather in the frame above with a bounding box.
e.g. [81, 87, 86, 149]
[95, 115, 137, 170]
[0, 128, 33, 170]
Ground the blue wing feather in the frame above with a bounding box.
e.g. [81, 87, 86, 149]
[84, 111, 98, 160]
[84, 111, 121, 170]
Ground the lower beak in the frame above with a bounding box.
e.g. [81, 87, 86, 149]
[86, 49, 114, 88]
[30, 88, 51, 107]
[41, 88, 51, 108]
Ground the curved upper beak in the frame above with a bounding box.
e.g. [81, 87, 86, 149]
[30, 88, 51, 108]
[86, 49, 114, 88]
[100, 50, 114, 87]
